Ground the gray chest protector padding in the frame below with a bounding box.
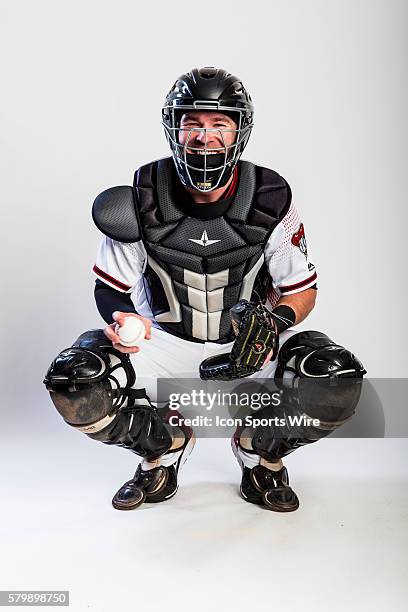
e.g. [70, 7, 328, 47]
[92, 157, 291, 343]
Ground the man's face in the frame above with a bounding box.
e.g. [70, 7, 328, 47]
[178, 111, 237, 154]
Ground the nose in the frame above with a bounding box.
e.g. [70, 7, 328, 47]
[193, 129, 209, 145]
[193, 128, 222, 149]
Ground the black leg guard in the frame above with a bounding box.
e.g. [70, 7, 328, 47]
[44, 329, 172, 459]
[252, 330, 367, 462]
[249, 381, 358, 463]
[233, 330, 366, 511]
[87, 399, 172, 459]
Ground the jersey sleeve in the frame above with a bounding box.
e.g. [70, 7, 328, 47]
[264, 202, 317, 301]
[92, 237, 147, 294]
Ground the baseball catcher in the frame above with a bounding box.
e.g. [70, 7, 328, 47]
[44, 67, 366, 512]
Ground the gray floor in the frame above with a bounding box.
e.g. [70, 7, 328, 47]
[1, 424, 407, 611]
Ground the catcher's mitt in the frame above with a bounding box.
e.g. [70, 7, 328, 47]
[199, 300, 279, 380]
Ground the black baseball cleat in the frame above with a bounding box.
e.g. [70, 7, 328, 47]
[112, 410, 195, 511]
[240, 465, 263, 505]
[231, 435, 299, 512]
[112, 464, 169, 510]
[250, 464, 299, 512]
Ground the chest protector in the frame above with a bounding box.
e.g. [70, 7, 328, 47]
[93, 157, 291, 344]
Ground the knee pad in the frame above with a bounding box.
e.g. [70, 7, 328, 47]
[275, 330, 366, 381]
[44, 329, 135, 427]
[251, 331, 367, 462]
[43, 329, 172, 458]
[275, 331, 366, 422]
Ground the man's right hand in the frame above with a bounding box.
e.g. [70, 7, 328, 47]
[103, 311, 152, 354]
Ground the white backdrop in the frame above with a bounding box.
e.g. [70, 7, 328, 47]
[1, 2, 407, 611]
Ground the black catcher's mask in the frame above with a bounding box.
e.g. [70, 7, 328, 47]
[162, 67, 254, 193]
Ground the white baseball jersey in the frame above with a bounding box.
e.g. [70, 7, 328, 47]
[92, 201, 317, 317]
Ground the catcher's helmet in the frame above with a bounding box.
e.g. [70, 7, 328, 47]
[162, 67, 254, 192]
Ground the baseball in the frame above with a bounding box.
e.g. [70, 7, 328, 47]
[115, 316, 146, 347]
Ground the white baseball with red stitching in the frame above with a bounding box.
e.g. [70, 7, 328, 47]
[115, 316, 146, 347]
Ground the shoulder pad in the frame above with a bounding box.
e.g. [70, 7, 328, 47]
[92, 186, 141, 243]
[245, 165, 291, 229]
[255, 165, 291, 215]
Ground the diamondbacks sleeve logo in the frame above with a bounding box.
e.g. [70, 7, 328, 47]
[291, 223, 308, 258]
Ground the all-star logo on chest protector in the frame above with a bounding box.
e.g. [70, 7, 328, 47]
[131, 157, 292, 343]
[189, 230, 221, 247]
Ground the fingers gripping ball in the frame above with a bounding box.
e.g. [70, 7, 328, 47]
[115, 316, 146, 347]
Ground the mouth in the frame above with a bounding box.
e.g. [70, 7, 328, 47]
[187, 149, 224, 155]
